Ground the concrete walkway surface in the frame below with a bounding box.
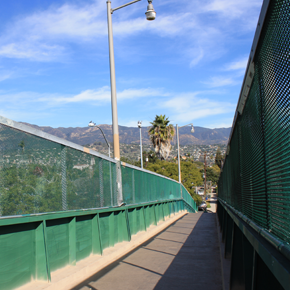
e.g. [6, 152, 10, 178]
[72, 212, 223, 290]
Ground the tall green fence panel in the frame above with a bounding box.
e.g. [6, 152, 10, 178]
[0, 123, 119, 216]
[0, 116, 196, 218]
[219, 0, 290, 244]
[121, 163, 183, 205]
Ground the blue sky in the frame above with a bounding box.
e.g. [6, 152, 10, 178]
[0, 0, 263, 129]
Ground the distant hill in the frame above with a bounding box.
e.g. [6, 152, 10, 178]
[21, 123, 231, 146]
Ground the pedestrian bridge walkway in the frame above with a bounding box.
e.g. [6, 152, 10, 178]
[1, 1, 290, 289]
[73, 212, 223, 290]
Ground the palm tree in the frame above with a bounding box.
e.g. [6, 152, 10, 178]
[148, 115, 175, 160]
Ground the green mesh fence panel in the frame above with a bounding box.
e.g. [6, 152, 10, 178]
[182, 184, 197, 211]
[219, 0, 290, 244]
[0, 124, 119, 216]
[0, 118, 196, 217]
[121, 164, 188, 205]
[0, 124, 63, 216]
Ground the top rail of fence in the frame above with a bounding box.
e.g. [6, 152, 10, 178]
[0, 115, 116, 163]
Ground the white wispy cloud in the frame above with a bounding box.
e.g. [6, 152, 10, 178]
[205, 118, 235, 129]
[0, 87, 235, 125]
[0, 0, 262, 65]
[201, 0, 262, 19]
[38, 87, 166, 104]
[225, 56, 248, 71]
[202, 76, 236, 88]
[0, 72, 12, 82]
[118, 119, 151, 127]
[0, 43, 66, 62]
[162, 92, 235, 124]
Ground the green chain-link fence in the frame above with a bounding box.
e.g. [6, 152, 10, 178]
[0, 117, 196, 217]
[219, 0, 290, 244]
[0, 123, 118, 216]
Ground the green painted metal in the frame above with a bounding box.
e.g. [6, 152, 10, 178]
[219, 0, 290, 247]
[0, 198, 192, 290]
[0, 223, 36, 289]
[141, 207, 147, 231]
[69, 217, 76, 265]
[46, 218, 70, 272]
[121, 164, 184, 205]
[144, 205, 155, 229]
[218, 200, 290, 290]
[76, 216, 92, 262]
[35, 222, 49, 281]
[128, 207, 146, 236]
[124, 209, 131, 241]
[92, 214, 102, 255]
[109, 211, 114, 247]
[42, 220, 51, 281]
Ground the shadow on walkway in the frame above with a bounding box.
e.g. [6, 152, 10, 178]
[72, 212, 222, 290]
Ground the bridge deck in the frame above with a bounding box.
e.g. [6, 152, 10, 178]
[73, 211, 223, 290]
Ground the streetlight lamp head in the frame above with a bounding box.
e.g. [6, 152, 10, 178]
[137, 121, 142, 128]
[88, 121, 95, 127]
[146, 0, 156, 21]
[191, 125, 195, 133]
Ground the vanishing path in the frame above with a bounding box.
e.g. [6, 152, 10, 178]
[72, 212, 223, 290]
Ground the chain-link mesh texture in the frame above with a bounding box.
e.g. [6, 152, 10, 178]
[0, 124, 118, 216]
[219, 0, 290, 244]
[0, 123, 196, 216]
[121, 165, 182, 204]
[182, 184, 198, 212]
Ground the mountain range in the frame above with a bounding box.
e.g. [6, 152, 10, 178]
[21, 123, 231, 146]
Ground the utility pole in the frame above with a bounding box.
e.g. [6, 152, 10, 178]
[204, 151, 207, 200]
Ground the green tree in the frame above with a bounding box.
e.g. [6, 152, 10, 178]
[19, 140, 25, 152]
[148, 115, 175, 160]
[205, 164, 220, 186]
[146, 159, 204, 205]
[215, 147, 223, 168]
[144, 150, 158, 164]
[120, 156, 135, 166]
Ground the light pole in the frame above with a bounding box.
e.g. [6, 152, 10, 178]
[176, 124, 194, 183]
[89, 121, 114, 206]
[106, 0, 156, 160]
[138, 121, 143, 168]
[88, 121, 111, 157]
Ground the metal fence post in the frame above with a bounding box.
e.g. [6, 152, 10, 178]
[61, 146, 67, 211]
[116, 161, 123, 205]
